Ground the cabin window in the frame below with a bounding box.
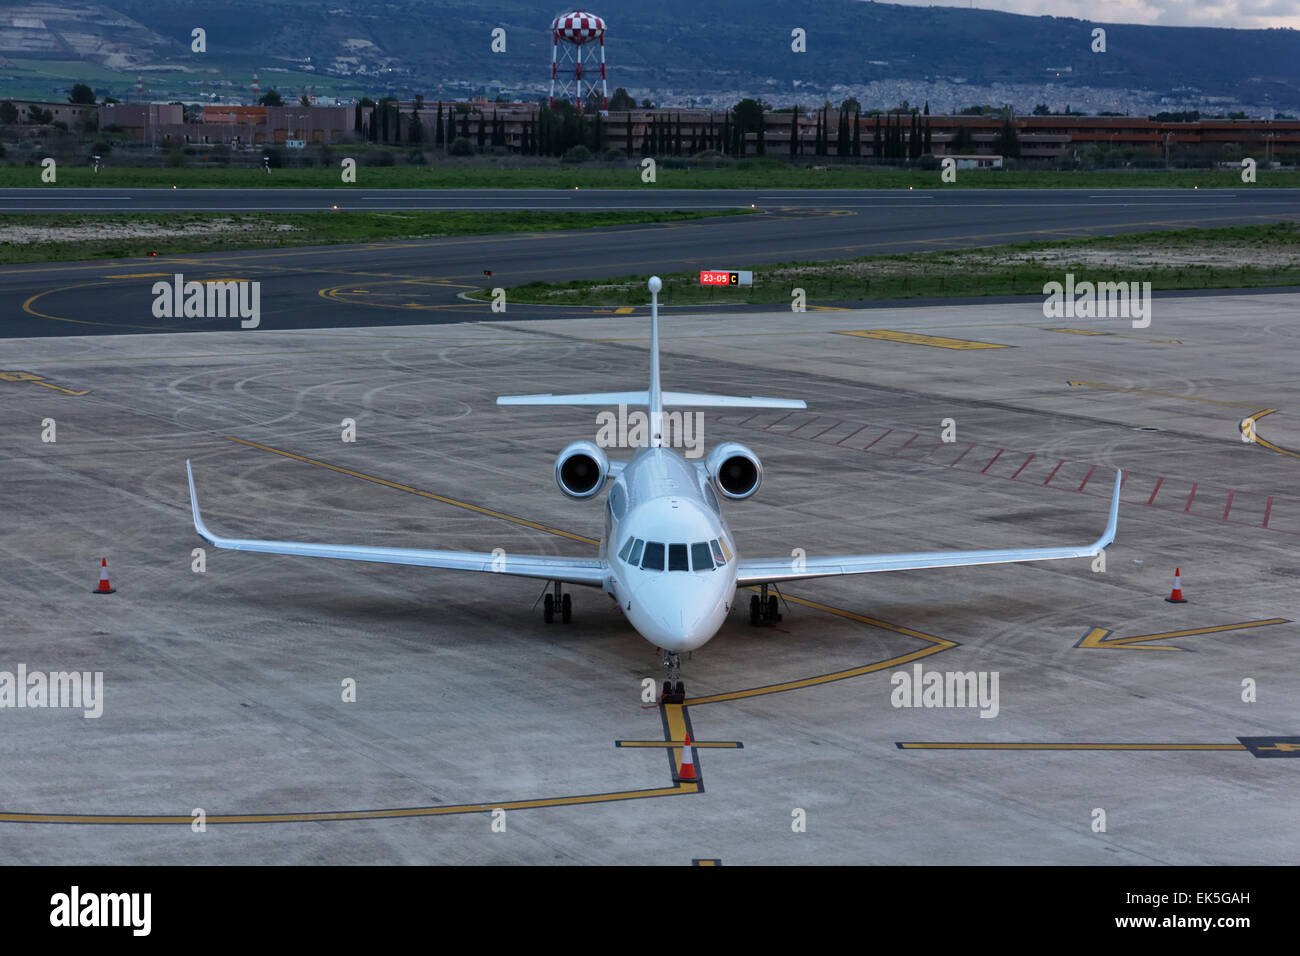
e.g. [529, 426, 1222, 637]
[691, 541, 714, 571]
[668, 543, 689, 571]
[710, 539, 726, 565]
[628, 539, 644, 565]
[641, 541, 665, 571]
[618, 537, 635, 562]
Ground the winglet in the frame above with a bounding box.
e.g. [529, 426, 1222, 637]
[186, 460, 217, 546]
[1091, 468, 1122, 552]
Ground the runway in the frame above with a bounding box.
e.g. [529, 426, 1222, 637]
[2, 293, 1298, 863]
[4, 186, 1300, 213]
[5, 187, 1300, 338]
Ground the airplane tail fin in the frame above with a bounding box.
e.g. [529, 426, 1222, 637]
[496, 276, 806, 413]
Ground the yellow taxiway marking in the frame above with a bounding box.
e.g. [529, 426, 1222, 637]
[1241, 408, 1300, 460]
[22, 282, 190, 333]
[616, 740, 743, 749]
[105, 272, 172, 278]
[1045, 328, 1182, 344]
[897, 742, 1247, 752]
[834, 329, 1009, 350]
[663, 702, 690, 774]
[224, 436, 600, 546]
[1075, 618, 1290, 651]
[693, 859, 722, 866]
[0, 783, 700, 825]
[0, 370, 89, 395]
[688, 590, 958, 706]
[1067, 380, 1264, 408]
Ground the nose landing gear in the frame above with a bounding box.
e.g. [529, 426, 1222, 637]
[661, 651, 685, 703]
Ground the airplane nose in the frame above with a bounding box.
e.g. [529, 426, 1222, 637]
[628, 574, 731, 652]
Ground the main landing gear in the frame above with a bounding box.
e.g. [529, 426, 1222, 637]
[539, 580, 572, 624]
[749, 583, 785, 626]
[661, 651, 686, 704]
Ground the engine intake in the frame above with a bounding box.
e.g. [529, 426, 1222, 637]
[554, 440, 610, 499]
[705, 442, 762, 500]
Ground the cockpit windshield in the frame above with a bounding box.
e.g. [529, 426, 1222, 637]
[619, 536, 732, 572]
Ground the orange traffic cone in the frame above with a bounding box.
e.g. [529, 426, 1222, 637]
[1165, 567, 1187, 604]
[93, 557, 116, 595]
[676, 733, 698, 782]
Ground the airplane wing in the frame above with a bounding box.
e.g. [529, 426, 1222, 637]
[736, 469, 1121, 587]
[498, 390, 805, 409]
[186, 461, 606, 587]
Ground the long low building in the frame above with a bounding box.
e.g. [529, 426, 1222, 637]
[2, 97, 1295, 162]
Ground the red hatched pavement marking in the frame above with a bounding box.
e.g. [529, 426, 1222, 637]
[980, 448, 1005, 474]
[1223, 490, 1236, 522]
[1009, 453, 1036, 480]
[1185, 482, 1199, 513]
[891, 433, 920, 456]
[1042, 459, 1065, 486]
[767, 414, 817, 433]
[861, 427, 894, 450]
[1077, 464, 1098, 492]
[834, 423, 870, 446]
[1264, 496, 1273, 529]
[1147, 476, 1165, 505]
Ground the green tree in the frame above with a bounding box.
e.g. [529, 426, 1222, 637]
[258, 89, 283, 107]
[995, 117, 1020, 157]
[1032, 103, 1051, 116]
[841, 96, 861, 114]
[609, 87, 635, 111]
[68, 83, 95, 105]
[409, 108, 423, 144]
[0, 101, 18, 124]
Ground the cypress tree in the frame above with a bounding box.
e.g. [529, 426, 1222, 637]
[434, 103, 444, 147]
[476, 111, 486, 148]
[626, 111, 633, 154]
[789, 106, 798, 157]
[353, 103, 362, 134]
[873, 113, 881, 160]
[460, 108, 469, 139]
[852, 110, 861, 157]
[409, 108, 422, 144]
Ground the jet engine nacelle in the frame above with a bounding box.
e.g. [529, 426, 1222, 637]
[705, 441, 763, 500]
[554, 440, 610, 500]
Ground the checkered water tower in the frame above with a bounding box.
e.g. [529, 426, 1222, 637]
[549, 9, 608, 113]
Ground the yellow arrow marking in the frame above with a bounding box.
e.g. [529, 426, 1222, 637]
[0, 370, 89, 395]
[1075, 618, 1289, 651]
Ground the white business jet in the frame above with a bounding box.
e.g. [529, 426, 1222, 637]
[187, 275, 1120, 697]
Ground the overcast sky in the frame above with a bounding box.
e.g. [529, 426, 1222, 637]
[876, 0, 1300, 29]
